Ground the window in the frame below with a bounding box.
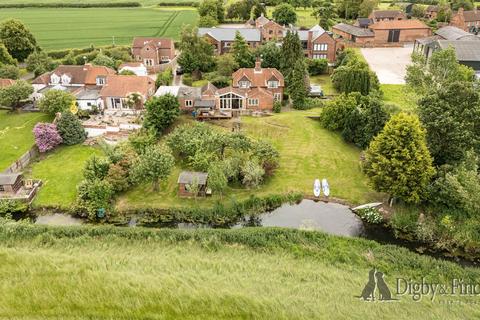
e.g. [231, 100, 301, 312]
[111, 98, 122, 109]
[51, 74, 60, 84]
[224, 42, 231, 48]
[267, 81, 279, 88]
[239, 81, 250, 88]
[185, 100, 193, 107]
[161, 56, 170, 62]
[87, 102, 92, 106]
[273, 93, 281, 101]
[269, 30, 273, 34]
[313, 43, 328, 51]
[96, 77, 105, 85]
[248, 98, 259, 106]
[313, 54, 327, 59]
[0, 185, 4, 192]
[144, 59, 154, 66]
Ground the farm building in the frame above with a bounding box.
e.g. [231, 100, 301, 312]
[177, 171, 209, 197]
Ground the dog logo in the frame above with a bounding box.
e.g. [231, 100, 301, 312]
[356, 269, 397, 302]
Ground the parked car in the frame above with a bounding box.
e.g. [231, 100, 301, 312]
[176, 67, 184, 75]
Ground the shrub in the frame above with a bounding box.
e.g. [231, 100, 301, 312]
[273, 101, 282, 113]
[83, 156, 110, 181]
[307, 58, 328, 75]
[182, 74, 193, 86]
[143, 94, 180, 136]
[241, 161, 265, 188]
[92, 53, 115, 69]
[356, 208, 383, 224]
[0, 64, 19, 79]
[38, 90, 75, 116]
[332, 59, 379, 95]
[0, 200, 28, 217]
[56, 112, 87, 145]
[155, 68, 173, 88]
[33, 123, 62, 152]
[77, 179, 114, 220]
[105, 163, 130, 193]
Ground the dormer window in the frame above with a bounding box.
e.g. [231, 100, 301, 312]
[267, 80, 279, 88]
[96, 76, 106, 86]
[51, 74, 60, 84]
[239, 81, 250, 88]
[61, 74, 71, 85]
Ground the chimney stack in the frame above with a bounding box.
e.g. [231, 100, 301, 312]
[254, 57, 262, 72]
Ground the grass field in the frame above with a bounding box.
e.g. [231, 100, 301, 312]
[0, 7, 198, 50]
[0, 0, 199, 6]
[28, 145, 102, 207]
[310, 74, 337, 96]
[0, 110, 51, 171]
[266, 7, 317, 28]
[118, 109, 379, 209]
[1, 222, 479, 319]
[381, 84, 417, 113]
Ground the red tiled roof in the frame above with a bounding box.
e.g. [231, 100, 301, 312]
[462, 10, 480, 22]
[119, 62, 144, 68]
[32, 64, 115, 85]
[215, 86, 248, 96]
[0, 78, 15, 88]
[99, 75, 154, 98]
[132, 37, 174, 50]
[370, 19, 430, 30]
[232, 67, 285, 88]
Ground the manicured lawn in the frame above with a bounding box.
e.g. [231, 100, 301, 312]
[0, 7, 198, 50]
[310, 74, 337, 96]
[1, 223, 479, 319]
[192, 79, 209, 87]
[0, 110, 51, 171]
[381, 84, 417, 113]
[28, 145, 102, 208]
[118, 109, 380, 209]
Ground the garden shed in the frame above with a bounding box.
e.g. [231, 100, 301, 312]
[0, 173, 24, 195]
[177, 171, 208, 197]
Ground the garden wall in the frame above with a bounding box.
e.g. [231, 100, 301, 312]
[2, 147, 37, 174]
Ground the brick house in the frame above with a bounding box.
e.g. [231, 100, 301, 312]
[255, 14, 285, 42]
[198, 28, 262, 55]
[154, 85, 203, 111]
[99, 75, 155, 114]
[131, 37, 175, 72]
[295, 25, 337, 62]
[368, 10, 406, 22]
[332, 19, 431, 46]
[450, 8, 480, 32]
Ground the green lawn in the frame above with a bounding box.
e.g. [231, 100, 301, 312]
[0, 0, 198, 6]
[381, 84, 417, 113]
[266, 7, 317, 28]
[0, 7, 198, 50]
[118, 109, 379, 209]
[1, 223, 479, 319]
[0, 110, 51, 171]
[310, 74, 337, 96]
[28, 145, 102, 208]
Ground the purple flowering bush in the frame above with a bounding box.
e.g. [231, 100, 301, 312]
[33, 123, 62, 152]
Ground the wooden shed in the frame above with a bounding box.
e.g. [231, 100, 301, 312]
[0, 173, 24, 195]
[177, 171, 208, 197]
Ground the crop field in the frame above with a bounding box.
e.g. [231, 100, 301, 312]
[0, 7, 198, 50]
[0, 0, 199, 6]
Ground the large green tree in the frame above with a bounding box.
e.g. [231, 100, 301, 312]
[418, 81, 480, 166]
[207, 162, 228, 198]
[26, 51, 56, 77]
[364, 113, 435, 204]
[143, 94, 180, 137]
[232, 31, 255, 68]
[0, 19, 38, 62]
[0, 80, 32, 110]
[132, 145, 175, 191]
[280, 30, 303, 80]
[272, 3, 297, 25]
[0, 42, 15, 65]
[256, 41, 281, 69]
[312, 0, 337, 30]
[38, 90, 75, 116]
[177, 25, 215, 76]
[216, 54, 239, 76]
[0, 65, 19, 79]
[289, 59, 309, 109]
[56, 111, 87, 145]
[336, 0, 363, 19]
[331, 59, 379, 95]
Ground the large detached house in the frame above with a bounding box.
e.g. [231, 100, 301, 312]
[293, 25, 337, 61]
[32, 64, 116, 109]
[198, 28, 262, 55]
[131, 37, 175, 73]
[99, 75, 155, 114]
[450, 8, 480, 32]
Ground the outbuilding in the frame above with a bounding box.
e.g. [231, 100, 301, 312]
[177, 171, 209, 197]
[0, 173, 24, 195]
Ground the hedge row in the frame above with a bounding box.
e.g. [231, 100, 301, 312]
[157, 2, 198, 7]
[47, 45, 131, 59]
[0, 2, 141, 8]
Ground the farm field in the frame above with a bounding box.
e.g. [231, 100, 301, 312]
[118, 109, 379, 210]
[0, 7, 198, 50]
[0, 0, 199, 6]
[0, 223, 479, 319]
[0, 111, 51, 172]
[28, 145, 102, 208]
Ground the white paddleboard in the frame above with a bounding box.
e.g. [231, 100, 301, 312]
[313, 179, 321, 197]
[322, 178, 330, 197]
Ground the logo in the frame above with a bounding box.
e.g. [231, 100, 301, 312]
[357, 268, 398, 302]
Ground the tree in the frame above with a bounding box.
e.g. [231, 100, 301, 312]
[252, 140, 280, 176]
[0, 80, 32, 109]
[0, 42, 15, 65]
[0, 64, 19, 79]
[33, 123, 62, 153]
[155, 68, 173, 87]
[358, 0, 378, 17]
[256, 41, 281, 69]
[280, 30, 303, 80]
[199, 15, 219, 27]
[132, 145, 175, 191]
[26, 51, 55, 77]
[232, 31, 255, 68]
[289, 59, 309, 109]
[177, 25, 215, 76]
[208, 162, 228, 198]
[143, 94, 180, 136]
[83, 156, 110, 181]
[198, 0, 218, 18]
[38, 90, 75, 116]
[272, 3, 297, 25]
[226, 0, 256, 21]
[216, 54, 239, 76]
[105, 163, 130, 193]
[312, 0, 337, 30]
[406, 48, 475, 95]
[411, 4, 425, 18]
[119, 69, 135, 75]
[306, 58, 328, 75]
[77, 179, 114, 220]
[56, 111, 87, 145]
[0, 19, 38, 62]
[92, 53, 115, 69]
[364, 113, 435, 204]
[241, 160, 265, 188]
[418, 81, 480, 166]
[451, 0, 474, 11]
[332, 59, 379, 95]
[252, 2, 267, 19]
[336, 0, 363, 19]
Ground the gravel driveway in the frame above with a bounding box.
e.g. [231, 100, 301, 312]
[360, 46, 413, 84]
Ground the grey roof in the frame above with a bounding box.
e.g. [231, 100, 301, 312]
[333, 23, 375, 37]
[370, 10, 403, 18]
[198, 28, 261, 42]
[194, 100, 216, 108]
[286, 25, 326, 41]
[436, 40, 480, 62]
[0, 173, 22, 185]
[155, 86, 201, 99]
[38, 85, 79, 94]
[416, 35, 441, 45]
[435, 26, 480, 41]
[356, 18, 373, 28]
[75, 88, 101, 100]
[177, 171, 208, 185]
